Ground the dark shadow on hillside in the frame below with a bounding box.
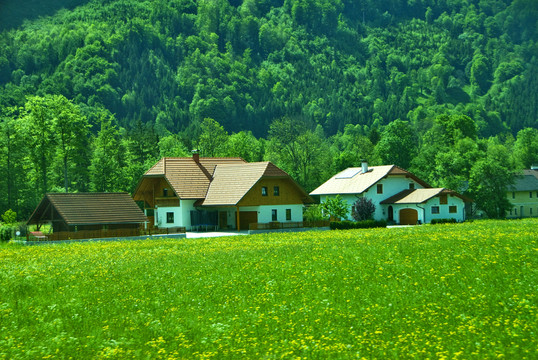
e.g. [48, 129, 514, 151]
[0, 0, 90, 31]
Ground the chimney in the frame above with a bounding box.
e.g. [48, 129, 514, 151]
[361, 159, 368, 173]
[192, 149, 200, 163]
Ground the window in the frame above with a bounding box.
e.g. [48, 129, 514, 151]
[377, 184, 383, 194]
[449, 206, 457, 214]
[163, 188, 168, 197]
[409, 183, 415, 190]
[440, 194, 448, 204]
[515, 208, 518, 215]
[274, 186, 280, 196]
[286, 209, 292, 221]
[166, 212, 174, 224]
[530, 192, 533, 198]
[512, 192, 515, 199]
[530, 208, 533, 215]
[272, 209, 278, 221]
[510, 209, 513, 215]
[261, 186, 268, 196]
[431, 206, 440, 214]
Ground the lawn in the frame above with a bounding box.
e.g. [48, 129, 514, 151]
[0, 219, 536, 359]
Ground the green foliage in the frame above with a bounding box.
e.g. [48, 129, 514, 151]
[303, 204, 327, 222]
[330, 219, 387, 230]
[0, 0, 537, 220]
[430, 218, 458, 225]
[0, 225, 14, 241]
[1, 209, 17, 225]
[321, 195, 348, 221]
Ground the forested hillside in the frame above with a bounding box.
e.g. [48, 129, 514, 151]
[0, 0, 537, 220]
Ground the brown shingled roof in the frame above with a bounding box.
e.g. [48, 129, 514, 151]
[142, 157, 247, 199]
[201, 162, 293, 206]
[27, 193, 148, 225]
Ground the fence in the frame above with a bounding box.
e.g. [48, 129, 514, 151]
[249, 220, 330, 231]
[29, 226, 186, 241]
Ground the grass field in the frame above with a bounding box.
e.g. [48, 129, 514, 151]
[1, 219, 536, 359]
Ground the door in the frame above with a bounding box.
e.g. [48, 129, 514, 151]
[388, 206, 394, 222]
[219, 211, 228, 229]
[399, 208, 418, 225]
[239, 211, 258, 230]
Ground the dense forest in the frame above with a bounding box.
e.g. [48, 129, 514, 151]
[0, 0, 537, 220]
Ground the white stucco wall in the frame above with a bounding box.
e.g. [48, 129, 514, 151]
[155, 199, 197, 229]
[240, 204, 304, 223]
[320, 175, 424, 221]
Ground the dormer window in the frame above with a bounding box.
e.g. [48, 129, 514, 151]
[377, 184, 383, 194]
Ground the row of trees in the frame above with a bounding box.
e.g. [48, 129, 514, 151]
[1, 95, 537, 220]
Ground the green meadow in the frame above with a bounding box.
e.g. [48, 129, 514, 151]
[1, 219, 536, 359]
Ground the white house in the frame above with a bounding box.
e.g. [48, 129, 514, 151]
[310, 161, 471, 224]
[133, 154, 313, 231]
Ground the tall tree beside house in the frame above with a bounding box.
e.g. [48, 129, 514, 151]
[49, 95, 91, 193]
[468, 141, 515, 218]
[23, 96, 57, 197]
[197, 117, 229, 157]
[0, 108, 30, 216]
[513, 128, 538, 169]
[374, 119, 417, 170]
[89, 112, 127, 193]
[266, 117, 330, 191]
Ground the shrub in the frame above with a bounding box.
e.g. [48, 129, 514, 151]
[330, 219, 387, 230]
[303, 204, 327, 222]
[431, 218, 458, 225]
[321, 195, 349, 221]
[0, 225, 14, 242]
[351, 197, 376, 221]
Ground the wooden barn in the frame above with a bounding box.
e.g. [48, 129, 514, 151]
[27, 193, 148, 240]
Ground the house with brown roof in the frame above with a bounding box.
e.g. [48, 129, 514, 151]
[506, 168, 538, 218]
[310, 161, 471, 225]
[27, 193, 148, 240]
[133, 153, 313, 231]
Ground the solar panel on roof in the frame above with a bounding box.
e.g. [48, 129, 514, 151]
[335, 168, 361, 179]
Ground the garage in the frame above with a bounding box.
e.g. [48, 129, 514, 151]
[399, 208, 418, 225]
[239, 211, 258, 230]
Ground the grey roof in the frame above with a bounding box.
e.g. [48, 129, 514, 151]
[509, 170, 538, 192]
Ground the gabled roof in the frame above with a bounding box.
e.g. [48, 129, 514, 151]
[27, 193, 148, 225]
[509, 170, 538, 192]
[142, 157, 247, 199]
[201, 162, 303, 206]
[380, 188, 472, 204]
[309, 165, 430, 196]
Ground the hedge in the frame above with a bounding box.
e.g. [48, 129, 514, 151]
[330, 220, 387, 230]
[430, 218, 458, 225]
[0, 225, 15, 241]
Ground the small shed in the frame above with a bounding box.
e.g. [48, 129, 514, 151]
[27, 193, 148, 240]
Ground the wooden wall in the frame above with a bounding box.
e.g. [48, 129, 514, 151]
[239, 178, 304, 207]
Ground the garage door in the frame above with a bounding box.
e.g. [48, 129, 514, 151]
[399, 208, 418, 225]
[239, 211, 258, 230]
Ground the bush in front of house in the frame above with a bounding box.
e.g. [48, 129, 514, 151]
[430, 218, 458, 225]
[330, 220, 387, 230]
[0, 225, 15, 242]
